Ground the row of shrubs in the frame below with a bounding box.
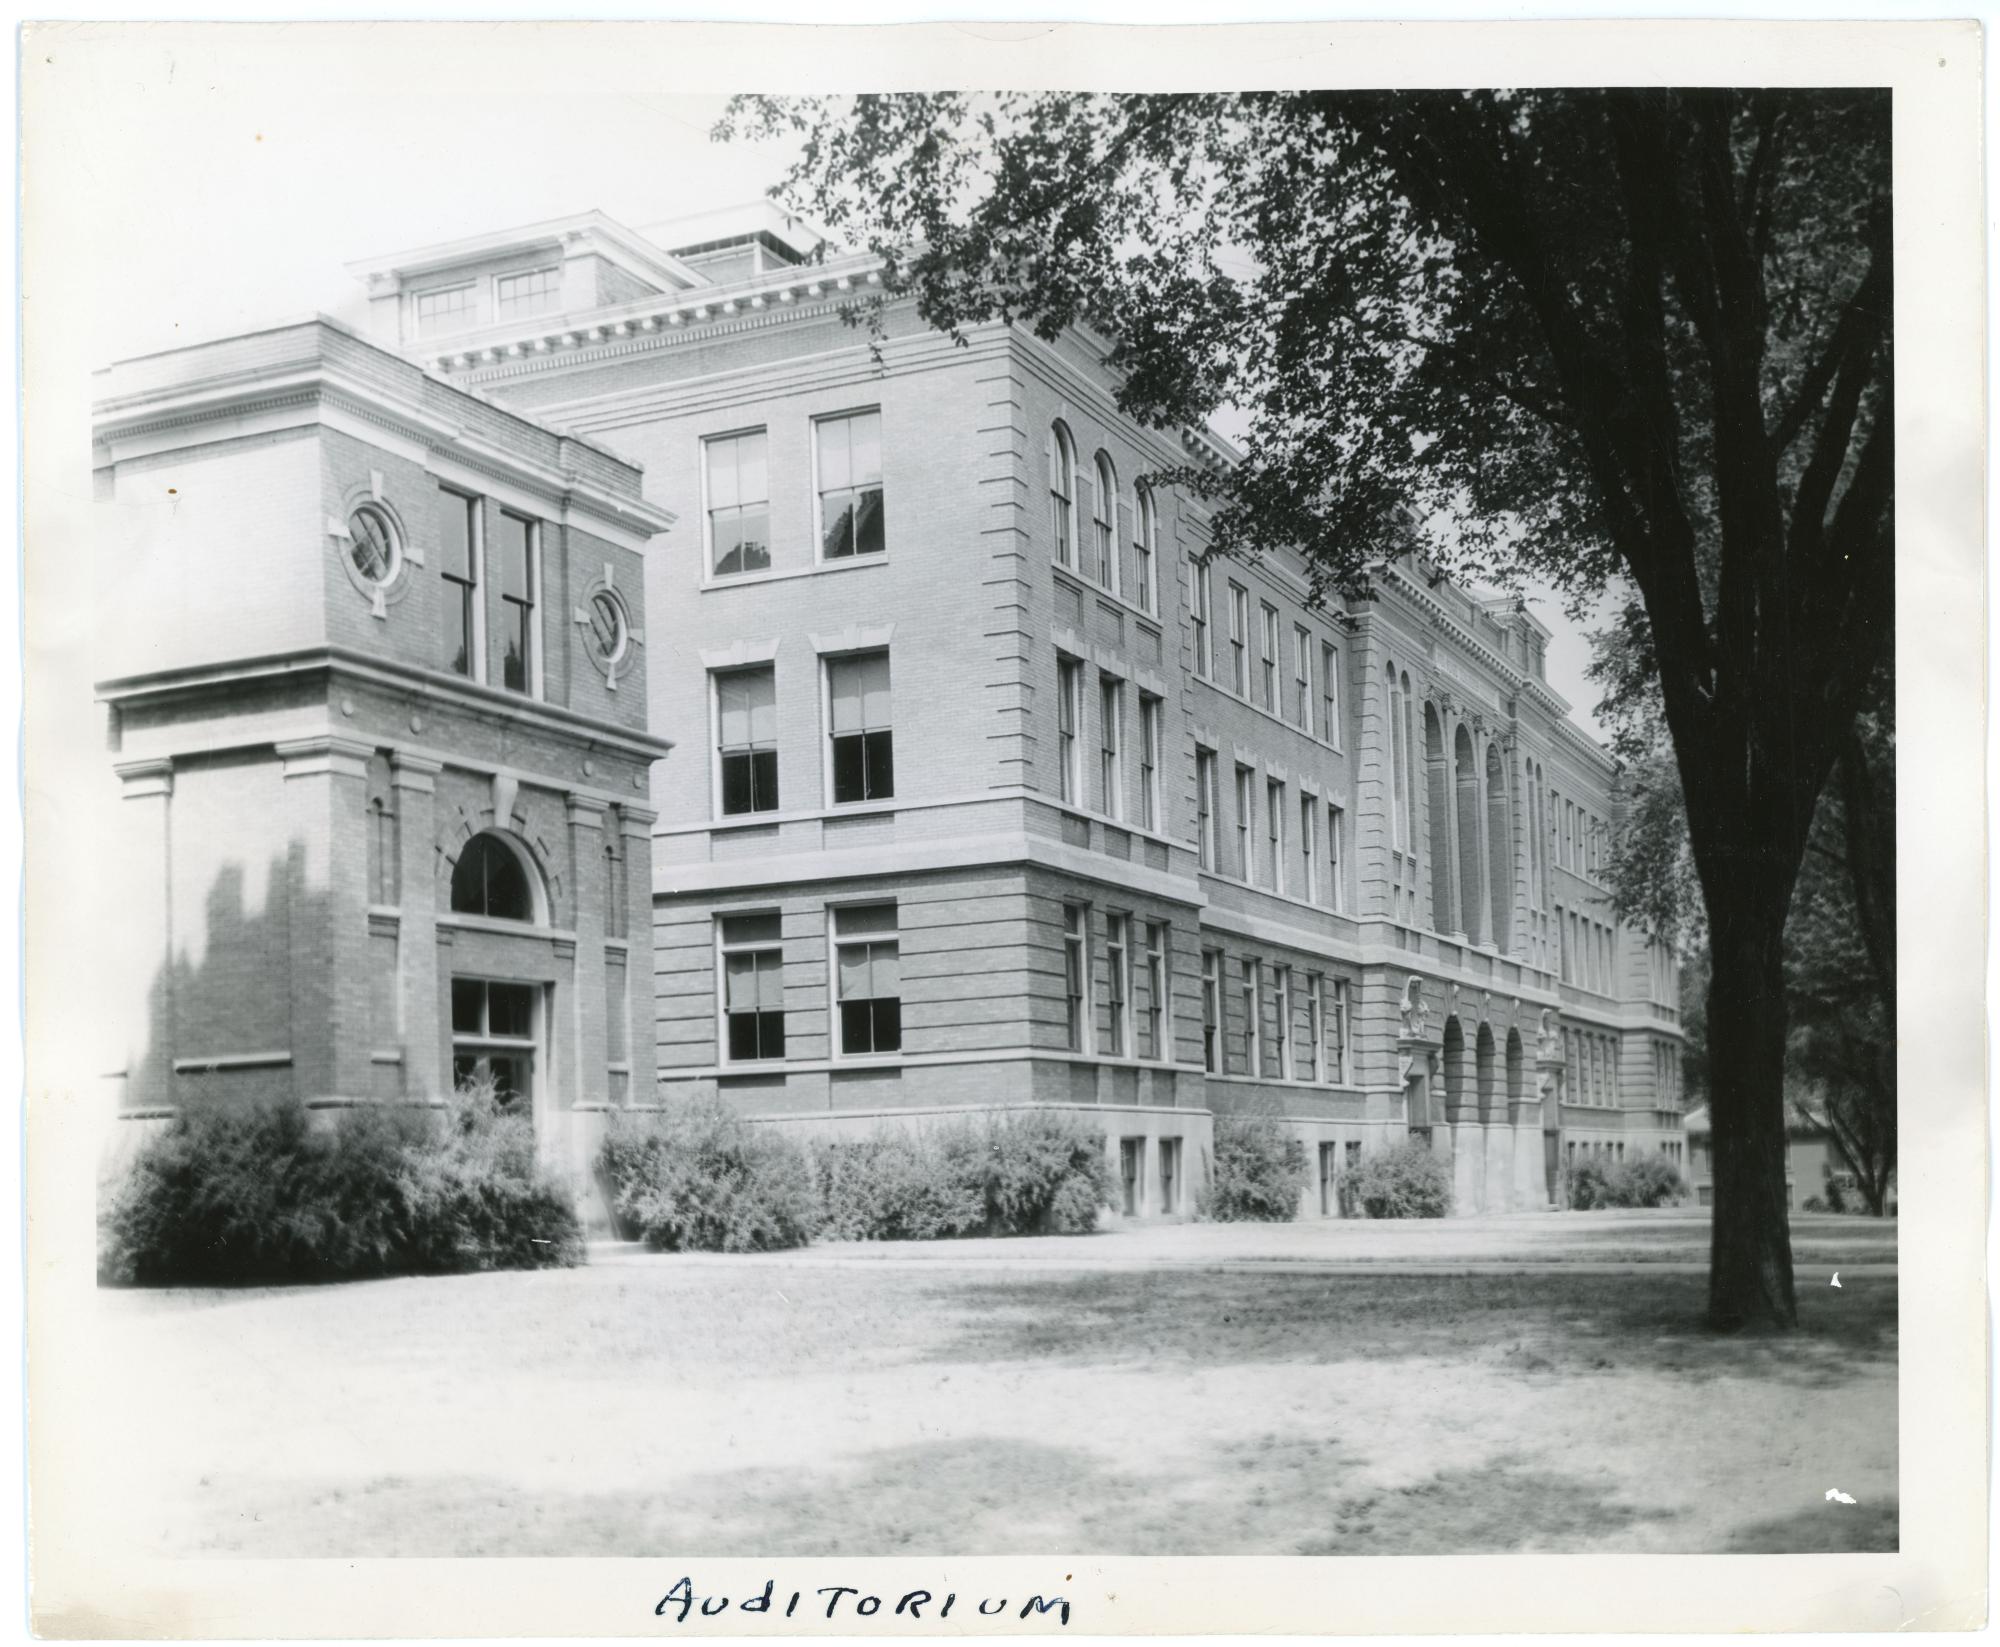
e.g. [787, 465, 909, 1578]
[98, 1077, 586, 1285]
[1561, 1152, 1686, 1210]
[101, 1095, 1471, 1284]
[1202, 1113, 1454, 1221]
[597, 1102, 1112, 1251]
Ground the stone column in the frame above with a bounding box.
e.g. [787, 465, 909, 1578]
[276, 735, 375, 1107]
[390, 754, 443, 1101]
[1482, 1109, 1513, 1212]
[565, 796, 609, 1115]
[620, 805, 660, 1104]
[1452, 1119, 1485, 1215]
[112, 758, 175, 1113]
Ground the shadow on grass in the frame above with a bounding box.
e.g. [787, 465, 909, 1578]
[168, 1431, 1682, 1560]
[1723, 1498, 1898, 1553]
[924, 1272, 1897, 1392]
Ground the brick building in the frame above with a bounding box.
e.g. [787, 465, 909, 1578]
[97, 200, 1686, 1219]
[93, 319, 672, 1193]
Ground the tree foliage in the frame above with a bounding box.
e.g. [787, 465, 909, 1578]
[722, 90, 1893, 1327]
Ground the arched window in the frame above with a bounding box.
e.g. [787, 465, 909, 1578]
[1048, 422, 1077, 568]
[451, 832, 537, 922]
[1399, 671, 1417, 857]
[1385, 666, 1405, 850]
[1092, 451, 1119, 590]
[1132, 484, 1158, 615]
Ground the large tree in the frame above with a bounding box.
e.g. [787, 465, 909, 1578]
[721, 90, 1893, 1328]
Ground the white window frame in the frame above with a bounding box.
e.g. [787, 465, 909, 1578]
[414, 281, 478, 337]
[701, 425, 772, 582]
[1305, 974, 1325, 1083]
[1266, 777, 1285, 893]
[1138, 694, 1162, 832]
[1331, 978, 1351, 1084]
[1228, 583, 1249, 696]
[716, 911, 786, 1066]
[1242, 956, 1262, 1076]
[1144, 921, 1169, 1062]
[828, 900, 902, 1060]
[1063, 901, 1092, 1054]
[711, 664, 780, 820]
[813, 406, 886, 565]
[1327, 802, 1346, 913]
[1133, 486, 1158, 615]
[1098, 674, 1124, 820]
[1049, 421, 1078, 569]
[824, 648, 895, 808]
[492, 509, 542, 700]
[1294, 625, 1314, 731]
[495, 264, 562, 319]
[1201, 947, 1221, 1073]
[439, 487, 484, 680]
[1259, 602, 1280, 711]
[1092, 451, 1119, 593]
[1057, 656, 1083, 806]
[1190, 558, 1213, 678]
[1273, 964, 1292, 1080]
[1105, 912, 1131, 1058]
[1298, 793, 1318, 905]
[1234, 764, 1255, 881]
[1321, 642, 1342, 750]
[1195, 748, 1218, 870]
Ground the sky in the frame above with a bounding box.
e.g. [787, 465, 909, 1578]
[72, 63, 1611, 739]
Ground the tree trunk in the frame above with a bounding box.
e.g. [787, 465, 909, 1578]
[1705, 905, 1799, 1330]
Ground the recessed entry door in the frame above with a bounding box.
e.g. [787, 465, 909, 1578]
[452, 977, 540, 1113]
[1120, 1137, 1143, 1216]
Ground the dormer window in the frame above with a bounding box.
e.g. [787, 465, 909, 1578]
[496, 266, 561, 320]
[414, 283, 478, 338]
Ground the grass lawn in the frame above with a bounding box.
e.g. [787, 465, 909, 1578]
[93, 1258, 1896, 1558]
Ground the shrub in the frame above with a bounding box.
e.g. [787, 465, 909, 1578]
[1563, 1156, 1617, 1210]
[1344, 1139, 1454, 1219]
[813, 1110, 1109, 1241]
[99, 1082, 583, 1285]
[1200, 1111, 1307, 1222]
[974, 1109, 1111, 1235]
[1802, 1194, 1828, 1213]
[816, 1127, 985, 1242]
[1610, 1152, 1686, 1209]
[598, 1098, 821, 1253]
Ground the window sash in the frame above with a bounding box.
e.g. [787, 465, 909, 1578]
[1266, 780, 1284, 892]
[1196, 751, 1216, 869]
[817, 412, 885, 560]
[1105, 914, 1129, 1056]
[1057, 660, 1081, 805]
[1098, 678, 1122, 818]
[1063, 904, 1089, 1053]
[1138, 697, 1160, 831]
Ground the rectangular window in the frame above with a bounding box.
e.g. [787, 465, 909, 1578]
[817, 409, 885, 560]
[1228, 583, 1249, 695]
[1331, 978, 1351, 1084]
[833, 903, 900, 1055]
[1241, 957, 1262, 1076]
[828, 652, 894, 804]
[1319, 1141, 1337, 1215]
[1234, 764, 1255, 880]
[493, 510, 537, 696]
[1305, 974, 1324, 1083]
[1320, 642, 1340, 748]
[719, 913, 785, 1062]
[1195, 748, 1218, 870]
[1200, 948, 1221, 1073]
[1138, 694, 1161, 832]
[495, 265, 561, 318]
[1158, 1137, 1181, 1213]
[716, 667, 778, 816]
[1098, 676, 1123, 819]
[706, 429, 770, 578]
[1298, 793, 1317, 905]
[1057, 658, 1083, 806]
[1190, 560, 1213, 678]
[1120, 1137, 1142, 1216]
[1327, 803, 1345, 912]
[1143, 921, 1169, 1061]
[1105, 913, 1130, 1058]
[1266, 778, 1285, 893]
[414, 282, 477, 336]
[1259, 603, 1280, 710]
[1063, 902, 1090, 1054]
[1092, 469, 1116, 588]
[438, 488, 478, 678]
[1294, 626, 1314, 730]
[1273, 964, 1292, 1080]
